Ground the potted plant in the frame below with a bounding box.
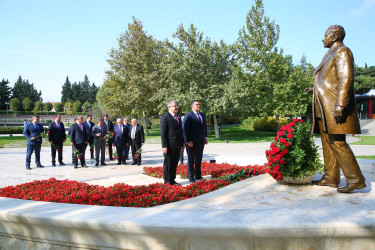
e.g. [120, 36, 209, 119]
[265, 119, 323, 184]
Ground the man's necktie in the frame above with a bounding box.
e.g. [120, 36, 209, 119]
[80, 125, 82, 131]
[174, 115, 179, 124]
[197, 113, 202, 124]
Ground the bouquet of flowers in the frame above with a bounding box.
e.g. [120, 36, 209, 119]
[52, 143, 62, 152]
[134, 147, 143, 160]
[265, 119, 323, 182]
[89, 143, 94, 152]
[105, 132, 114, 146]
[113, 150, 119, 160]
[73, 149, 83, 159]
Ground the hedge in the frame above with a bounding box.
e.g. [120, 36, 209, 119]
[0, 127, 48, 134]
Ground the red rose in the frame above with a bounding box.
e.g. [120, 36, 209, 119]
[287, 133, 293, 139]
[270, 143, 275, 148]
[284, 141, 290, 147]
[277, 131, 284, 137]
[279, 159, 285, 165]
[47, 131, 50, 135]
[275, 154, 281, 161]
[287, 128, 293, 133]
[274, 136, 279, 142]
[280, 138, 286, 144]
[281, 149, 288, 156]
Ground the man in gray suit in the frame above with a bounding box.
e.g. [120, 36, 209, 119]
[92, 118, 107, 166]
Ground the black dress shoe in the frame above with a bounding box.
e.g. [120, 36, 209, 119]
[189, 179, 195, 183]
[337, 182, 366, 193]
[110, 158, 114, 161]
[91, 156, 95, 159]
[123, 162, 127, 165]
[101, 163, 107, 166]
[172, 181, 182, 186]
[117, 162, 121, 165]
[131, 162, 137, 165]
[195, 176, 203, 180]
[52, 162, 56, 166]
[26, 166, 31, 170]
[82, 165, 88, 168]
[95, 163, 99, 166]
[59, 162, 65, 166]
[74, 165, 78, 169]
[36, 164, 44, 168]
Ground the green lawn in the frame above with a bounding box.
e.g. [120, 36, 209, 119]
[356, 156, 375, 160]
[350, 136, 375, 145]
[0, 135, 72, 148]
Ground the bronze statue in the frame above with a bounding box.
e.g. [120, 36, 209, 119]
[306, 25, 366, 193]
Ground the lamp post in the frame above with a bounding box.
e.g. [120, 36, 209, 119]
[82, 105, 84, 116]
[5, 102, 9, 115]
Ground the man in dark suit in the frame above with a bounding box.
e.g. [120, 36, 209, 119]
[23, 115, 44, 170]
[68, 118, 77, 164]
[92, 118, 107, 166]
[48, 114, 66, 166]
[183, 100, 208, 182]
[70, 116, 88, 168]
[113, 118, 130, 165]
[160, 101, 185, 185]
[104, 115, 114, 160]
[83, 115, 95, 159]
[130, 118, 145, 166]
[122, 117, 131, 163]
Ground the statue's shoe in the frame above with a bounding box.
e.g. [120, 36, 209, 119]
[337, 182, 366, 193]
[312, 179, 338, 188]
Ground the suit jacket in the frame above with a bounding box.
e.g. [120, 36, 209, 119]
[48, 121, 66, 143]
[160, 112, 184, 149]
[83, 121, 95, 143]
[105, 120, 114, 132]
[312, 42, 360, 134]
[113, 124, 130, 146]
[23, 122, 44, 144]
[183, 110, 207, 144]
[92, 124, 107, 143]
[130, 124, 145, 147]
[70, 123, 88, 145]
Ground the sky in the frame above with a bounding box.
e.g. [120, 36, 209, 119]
[1, 0, 375, 102]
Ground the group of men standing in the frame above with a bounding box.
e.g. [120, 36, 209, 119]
[23, 114, 145, 170]
[160, 100, 208, 185]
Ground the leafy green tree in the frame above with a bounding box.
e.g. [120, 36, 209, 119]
[44, 102, 53, 112]
[54, 102, 64, 112]
[157, 24, 235, 139]
[98, 17, 162, 135]
[61, 76, 72, 104]
[354, 65, 375, 94]
[0, 78, 12, 110]
[33, 101, 44, 113]
[71, 82, 81, 102]
[12, 76, 42, 102]
[80, 75, 90, 104]
[89, 83, 99, 103]
[9, 98, 21, 111]
[82, 101, 92, 114]
[233, 0, 290, 128]
[22, 97, 33, 111]
[64, 100, 74, 115]
[73, 100, 82, 114]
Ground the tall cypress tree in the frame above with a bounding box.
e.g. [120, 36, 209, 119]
[80, 75, 90, 103]
[89, 82, 99, 103]
[61, 76, 72, 104]
[0, 78, 12, 110]
[12, 76, 41, 102]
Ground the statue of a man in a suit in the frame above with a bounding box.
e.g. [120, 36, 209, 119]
[306, 25, 366, 193]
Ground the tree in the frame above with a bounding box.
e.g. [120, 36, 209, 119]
[80, 75, 90, 103]
[89, 83, 99, 103]
[233, 0, 290, 128]
[354, 65, 375, 94]
[54, 102, 64, 112]
[0, 79, 12, 110]
[71, 82, 81, 102]
[157, 24, 235, 139]
[22, 97, 33, 111]
[61, 76, 72, 104]
[9, 98, 21, 111]
[64, 100, 74, 115]
[44, 102, 53, 112]
[33, 101, 44, 113]
[82, 100, 92, 114]
[73, 100, 82, 114]
[98, 17, 162, 135]
[12, 76, 42, 102]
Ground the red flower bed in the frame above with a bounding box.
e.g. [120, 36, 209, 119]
[144, 162, 266, 179]
[0, 178, 231, 207]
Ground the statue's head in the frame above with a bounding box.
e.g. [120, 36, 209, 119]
[323, 25, 345, 48]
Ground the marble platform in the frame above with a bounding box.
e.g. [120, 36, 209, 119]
[0, 143, 375, 249]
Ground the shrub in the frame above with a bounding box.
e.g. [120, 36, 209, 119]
[242, 117, 258, 128]
[9, 98, 22, 111]
[44, 102, 53, 112]
[22, 97, 33, 111]
[0, 126, 48, 134]
[54, 102, 64, 112]
[253, 117, 289, 131]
